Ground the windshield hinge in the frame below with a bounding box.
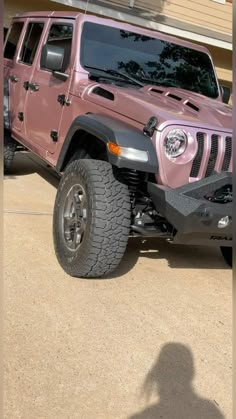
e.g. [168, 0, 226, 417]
[57, 94, 71, 107]
[50, 130, 58, 142]
[143, 116, 158, 137]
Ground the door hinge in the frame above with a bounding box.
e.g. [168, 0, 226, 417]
[50, 130, 58, 142]
[23, 81, 30, 91]
[57, 94, 71, 106]
[18, 112, 24, 121]
[9, 75, 19, 83]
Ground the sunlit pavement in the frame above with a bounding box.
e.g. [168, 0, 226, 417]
[4, 152, 232, 419]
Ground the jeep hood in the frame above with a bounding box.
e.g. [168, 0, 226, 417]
[84, 83, 232, 132]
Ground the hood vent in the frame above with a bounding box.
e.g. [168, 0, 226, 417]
[149, 88, 200, 112]
[185, 101, 199, 112]
[167, 93, 182, 101]
[92, 87, 114, 101]
[149, 88, 164, 94]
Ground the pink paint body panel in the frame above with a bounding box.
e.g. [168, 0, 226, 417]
[4, 11, 232, 188]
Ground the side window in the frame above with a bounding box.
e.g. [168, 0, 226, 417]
[4, 27, 9, 41]
[19, 22, 44, 65]
[41, 24, 73, 72]
[4, 22, 24, 60]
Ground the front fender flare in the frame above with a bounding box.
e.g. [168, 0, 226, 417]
[56, 114, 158, 173]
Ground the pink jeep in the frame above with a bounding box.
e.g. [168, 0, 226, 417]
[4, 12, 232, 277]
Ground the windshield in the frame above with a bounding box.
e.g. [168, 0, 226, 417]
[80, 22, 219, 99]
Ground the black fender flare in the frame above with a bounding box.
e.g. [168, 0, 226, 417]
[56, 114, 158, 173]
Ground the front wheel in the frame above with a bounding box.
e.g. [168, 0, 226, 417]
[220, 247, 232, 267]
[53, 159, 131, 278]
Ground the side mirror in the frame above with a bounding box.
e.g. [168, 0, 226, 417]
[40, 44, 64, 72]
[221, 85, 231, 104]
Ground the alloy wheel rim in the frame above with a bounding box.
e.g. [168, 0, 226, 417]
[62, 184, 87, 251]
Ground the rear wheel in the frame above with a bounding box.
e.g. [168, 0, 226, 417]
[220, 246, 232, 267]
[4, 131, 16, 174]
[53, 159, 131, 278]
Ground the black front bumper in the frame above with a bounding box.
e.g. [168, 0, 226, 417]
[148, 172, 232, 247]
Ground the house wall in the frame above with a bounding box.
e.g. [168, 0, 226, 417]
[3, 0, 77, 27]
[130, 0, 232, 34]
[4, 0, 232, 34]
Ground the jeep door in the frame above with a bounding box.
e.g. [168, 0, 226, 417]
[24, 19, 75, 154]
[3, 18, 43, 134]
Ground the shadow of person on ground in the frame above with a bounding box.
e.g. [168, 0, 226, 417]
[130, 343, 225, 419]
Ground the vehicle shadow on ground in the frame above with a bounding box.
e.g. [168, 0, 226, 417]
[5, 153, 229, 277]
[105, 236, 229, 279]
[129, 342, 225, 419]
[4, 152, 60, 189]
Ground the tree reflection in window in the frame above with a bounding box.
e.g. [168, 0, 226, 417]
[81, 23, 219, 98]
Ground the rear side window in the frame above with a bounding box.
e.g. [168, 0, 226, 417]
[4, 27, 9, 41]
[20, 22, 44, 65]
[41, 24, 73, 72]
[4, 22, 24, 59]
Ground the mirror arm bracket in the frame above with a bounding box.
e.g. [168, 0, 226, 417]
[53, 71, 69, 82]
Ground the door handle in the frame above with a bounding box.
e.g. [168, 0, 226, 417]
[23, 81, 39, 92]
[30, 83, 39, 92]
[9, 75, 18, 83]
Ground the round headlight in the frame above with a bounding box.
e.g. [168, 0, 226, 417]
[164, 129, 188, 159]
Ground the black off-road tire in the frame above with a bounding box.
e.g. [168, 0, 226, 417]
[4, 131, 16, 174]
[220, 246, 232, 267]
[53, 159, 131, 278]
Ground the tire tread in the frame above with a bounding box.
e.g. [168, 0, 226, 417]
[53, 159, 131, 278]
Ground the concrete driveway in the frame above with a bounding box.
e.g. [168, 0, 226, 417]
[4, 152, 232, 419]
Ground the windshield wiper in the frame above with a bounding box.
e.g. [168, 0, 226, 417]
[84, 65, 145, 87]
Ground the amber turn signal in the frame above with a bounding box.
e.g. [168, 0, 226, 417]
[107, 142, 149, 162]
[107, 142, 122, 156]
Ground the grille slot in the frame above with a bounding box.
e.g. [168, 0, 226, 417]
[190, 133, 204, 178]
[221, 136, 232, 171]
[205, 135, 218, 177]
